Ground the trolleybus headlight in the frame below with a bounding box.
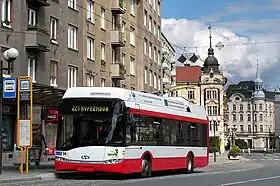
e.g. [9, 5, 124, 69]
[104, 159, 124, 164]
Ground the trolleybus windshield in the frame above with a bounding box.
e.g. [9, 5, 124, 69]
[56, 99, 125, 151]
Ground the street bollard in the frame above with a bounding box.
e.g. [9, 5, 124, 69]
[248, 148, 251, 155]
[242, 149, 244, 153]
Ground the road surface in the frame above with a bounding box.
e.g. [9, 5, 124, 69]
[3, 153, 280, 186]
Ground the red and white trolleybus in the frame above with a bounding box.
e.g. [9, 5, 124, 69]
[55, 87, 209, 177]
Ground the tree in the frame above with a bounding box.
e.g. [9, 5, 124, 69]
[210, 136, 221, 153]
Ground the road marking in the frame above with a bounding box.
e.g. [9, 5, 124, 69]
[218, 175, 280, 185]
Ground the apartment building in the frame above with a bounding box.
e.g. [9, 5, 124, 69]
[161, 32, 176, 96]
[140, 0, 162, 92]
[0, 0, 154, 164]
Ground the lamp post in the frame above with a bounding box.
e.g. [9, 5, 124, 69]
[0, 48, 19, 175]
[228, 125, 237, 147]
[211, 116, 221, 162]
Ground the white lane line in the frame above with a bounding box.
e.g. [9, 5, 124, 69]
[218, 175, 280, 186]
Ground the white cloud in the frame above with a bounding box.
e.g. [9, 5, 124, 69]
[162, 18, 280, 87]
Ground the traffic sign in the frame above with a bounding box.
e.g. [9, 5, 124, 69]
[19, 79, 30, 91]
[3, 77, 17, 98]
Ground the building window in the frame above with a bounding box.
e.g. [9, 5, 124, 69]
[101, 78, 105, 87]
[149, 70, 152, 86]
[248, 125, 251, 132]
[112, 48, 116, 63]
[148, 16, 152, 31]
[149, 42, 152, 58]
[122, 21, 126, 41]
[158, 76, 161, 90]
[212, 90, 217, 99]
[68, 66, 77, 88]
[130, 0, 135, 15]
[247, 104, 251, 110]
[240, 125, 243, 132]
[100, 8, 106, 29]
[1, 0, 12, 28]
[144, 67, 148, 84]
[254, 104, 257, 110]
[68, 0, 77, 10]
[144, 38, 147, 55]
[188, 90, 195, 100]
[240, 104, 243, 110]
[87, 0, 94, 23]
[254, 125, 257, 132]
[157, 0, 160, 16]
[87, 37, 94, 60]
[157, 25, 160, 38]
[240, 114, 243, 121]
[87, 75, 94, 87]
[50, 17, 58, 43]
[68, 25, 77, 50]
[207, 106, 212, 115]
[28, 8, 36, 26]
[254, 114, 257, 121]
[247, 114, 251, 121]
[259, 114, 263, 122]
[233, 104, 236, 111]
[28, 57, 36, 82]
[259, 104, 263, 110]
[260, 125, 263, 132]
[233, 114, 236, 121]
[153, 21, 157, 35]
[121, 53, 126, 65]
[158, 50, 161, 64]
[101, 43, 106, 61]
[154, 73, 157, 88]
[130, 56, 135, 75]
[50, 61, 58, 86]
[144, 10, 147, 26]
[153, 47, 157, 62]
[130, 27, 135, 46]
[206, 90, 211, 99]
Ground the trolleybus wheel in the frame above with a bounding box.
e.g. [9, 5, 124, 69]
[186, 155, 194, 174]
[141, 157, 151, 178]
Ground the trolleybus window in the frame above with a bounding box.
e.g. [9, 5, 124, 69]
[56, 99, 126, 151]
[126, 113, 207, 147]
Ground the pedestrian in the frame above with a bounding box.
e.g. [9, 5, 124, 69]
[264, 147, 267, 156]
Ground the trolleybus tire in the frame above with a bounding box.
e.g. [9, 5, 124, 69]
[186, 155, 194, 174]
[140, 156, 152, 178]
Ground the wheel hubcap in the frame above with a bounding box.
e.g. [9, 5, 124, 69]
[188, 159, 192, 170]
[142, 159, 148, 172]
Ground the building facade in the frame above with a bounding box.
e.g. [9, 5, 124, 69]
[141, 0, 162, 92]
[0, 0, 162, 164]
[161, 32, 176, 96]
[225, 66, 275, 149]
[173, 32, 227, 153]
[274, 90, 280, 152]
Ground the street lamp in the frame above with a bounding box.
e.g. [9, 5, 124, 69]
[0, 48, 19, 175]
[228, 125, 237, 147]
[211, 116, 221, 162]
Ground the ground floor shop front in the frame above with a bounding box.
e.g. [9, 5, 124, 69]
[1, 83, 65, 165]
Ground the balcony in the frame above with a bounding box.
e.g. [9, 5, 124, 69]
[26, 0, 50, 7]
[111, 63, 126, 80]
[110, 30, 125, 46]
[25, 25, 50, 52]
[111, 0, 126, 14]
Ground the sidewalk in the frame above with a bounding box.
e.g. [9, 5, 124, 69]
[0, 162, 55, 184]
[208, 151, 245, 167]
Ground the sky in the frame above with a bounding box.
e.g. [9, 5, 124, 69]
[161, 0, 280, 90]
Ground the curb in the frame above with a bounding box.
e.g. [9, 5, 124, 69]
[207, 158, 248, 168]
[0, 173, 55, 184]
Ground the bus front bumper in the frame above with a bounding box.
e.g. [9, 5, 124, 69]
[55, 159, 140, 174]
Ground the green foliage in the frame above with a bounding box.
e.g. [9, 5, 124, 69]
[228, 144, 241, 158]
[210, 136, 221, 153]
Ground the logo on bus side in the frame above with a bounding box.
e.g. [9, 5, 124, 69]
[81, 155, 90, 160]
[107, 149, 118, 156]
